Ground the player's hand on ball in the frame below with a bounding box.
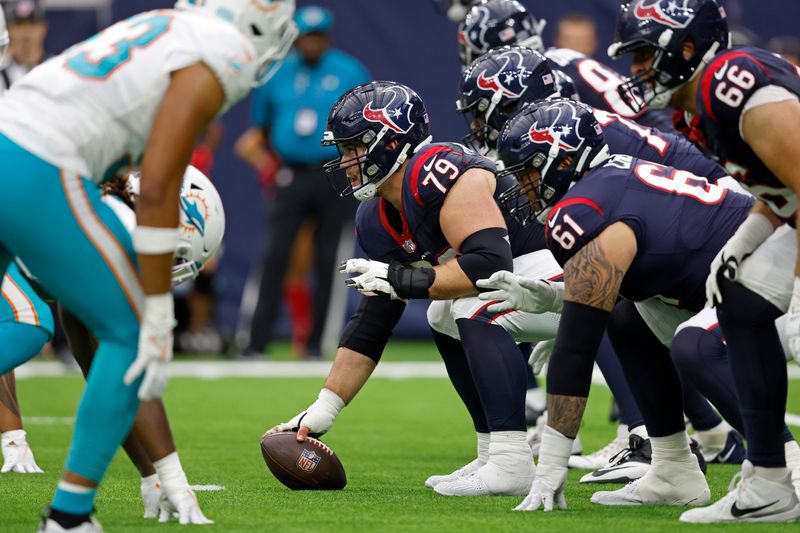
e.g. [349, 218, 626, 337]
[124, 294, 176, 401]
[265, 389, 345, 442]
[158, 487, 213, 525]
[514, 464, 568, 512]
[477, 271, 563, 314]
[529, 339, 555, 375]
[1, 430, 43, 474]
[339, 258, 400, 300]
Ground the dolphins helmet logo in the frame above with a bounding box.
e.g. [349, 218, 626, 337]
[527, 102, 585, 152]
[633, 0, 695, 29]
[362, 86, 415, 134]
[180, 192, 208, 236]
[476, 49, 531, 98]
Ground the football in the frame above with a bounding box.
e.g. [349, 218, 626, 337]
[260, 432, 347, 490]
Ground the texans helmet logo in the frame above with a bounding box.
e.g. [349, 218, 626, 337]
[633, 0, 694, 29]
[527, 103, 584, 152]
[362, 86, 415, 134]
[476, 50, 531, 98]
[462, 5, 491, 52]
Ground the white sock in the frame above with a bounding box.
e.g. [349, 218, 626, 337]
[650, 431, 694, 465]
[153, 452, 187, 491]
[630, 425, 648, 439]
[785, 440, 800, 467]
[489, 431, 531, 471]
[476, 432, 490, 464]
[754, 465, 790, 482]
[695, 420, 732, 449]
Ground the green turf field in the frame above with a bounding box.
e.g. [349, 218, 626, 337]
[2, 345, 799, 531]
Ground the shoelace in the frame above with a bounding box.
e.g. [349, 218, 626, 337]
[727, 471, 744, 494]
[607, 439, 649, 467]
[587, 436, 629, 461]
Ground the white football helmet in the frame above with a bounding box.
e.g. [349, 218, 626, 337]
[126, 166, 226, 286]
[174, 0, 298, 85]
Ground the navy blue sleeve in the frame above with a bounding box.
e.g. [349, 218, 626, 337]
[699, 50, 774, 131]
[406, 143, 496, 212]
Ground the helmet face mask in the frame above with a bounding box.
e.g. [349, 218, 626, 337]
[496, 98, 606, 225]
[609, 0, 729, 111]
[322, 81, 432, 202]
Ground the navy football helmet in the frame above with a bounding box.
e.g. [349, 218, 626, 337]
[457, 45, 557, 155]
[553, 69, 580, 101]
[496, 98, 607, 225]
[457, 0, 546, 65]
[322, 81, 432, 201]
[608, 0, 729, 111]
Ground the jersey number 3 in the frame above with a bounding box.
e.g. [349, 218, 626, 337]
[65, 13, 172, 79]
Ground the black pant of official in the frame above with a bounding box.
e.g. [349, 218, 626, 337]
[248, 163, 356, 356]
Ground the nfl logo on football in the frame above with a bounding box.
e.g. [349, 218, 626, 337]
[297, 449, 322, 473]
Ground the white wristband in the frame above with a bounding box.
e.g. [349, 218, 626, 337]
[143, 293, 175, 323]
[318, 388, 345, 414]
[538, 425, 574, 468]
[133, 226, 179, 255]
[734, 212, 775, 253]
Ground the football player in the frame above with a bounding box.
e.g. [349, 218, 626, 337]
[0, 167, 223, 522]
[488, 98, 760, 512]
[609, 0, 800, 522]
[454, 44, 745, 478]
[269, 80, 537, 497]
[0, 1, 297, 530]
[456, 0, 674, 131]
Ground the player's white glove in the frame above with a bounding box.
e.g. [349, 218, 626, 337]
[124, 294, 176, 401]
[784, 278, 800, 365]
[140, 473, 161, 519]
[1, 430, 43, 473]
[476, 271, 564, 314]
[158, 487, 213, 525]
[266, 388, 345, 438]
[705, 212, 774, 306]
[529, 339, 555, 375]
[515, 426, 571, 512]
[340, 258, 400, 300]
[154, 452, 213, 525]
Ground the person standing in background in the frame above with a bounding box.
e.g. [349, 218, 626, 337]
[553, 11, 597, 57]
[235, 5, 370, 359]
[0, 0, 46, 92]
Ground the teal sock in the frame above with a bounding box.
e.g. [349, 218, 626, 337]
[52, 481, 96, 515]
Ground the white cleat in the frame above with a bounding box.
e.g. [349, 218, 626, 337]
[591, 458, 709, 507]
[569, 425, 629, 470]
[434, 461, 534, 497]
[38, 518, 103, 532]
[425, 458, 485, 489]
[680, 460, 800, 523]
[785, 440, 800, 501]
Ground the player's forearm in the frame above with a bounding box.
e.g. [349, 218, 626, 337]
[0, 373, 22, 432]
[428, 260, 476, 300]
[322, 348, 378, 405]
[750, 200, 783, 229]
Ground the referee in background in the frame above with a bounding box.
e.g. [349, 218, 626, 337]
[235, 5, 370, 358]
[0, 0, 46, 93]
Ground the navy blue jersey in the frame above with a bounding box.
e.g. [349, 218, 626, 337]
[354, 198, 422, 264]
[544, 47, 674, 132]
[593, 109, 727, 183]
[696, 46, 800, 220]
[544, 155, 754, 311]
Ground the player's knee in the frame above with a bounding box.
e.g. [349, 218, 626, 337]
[427, 300, 453, 334]
[670, 327, 704, 371]
[718, 278, 781, 327]
[451, 296, 487, 324]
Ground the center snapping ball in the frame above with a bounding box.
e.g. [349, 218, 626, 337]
[260, 432, 347, 490]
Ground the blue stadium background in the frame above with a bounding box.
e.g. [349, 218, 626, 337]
[40, 0, 800, 341]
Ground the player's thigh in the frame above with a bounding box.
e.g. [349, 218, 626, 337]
[0, 163, 140, 342]
[427, 299, 460, 339]
[674, 306, 719, 337]
[634, 298, 695, 348]
[512, 249, 563, 279]
[0, 263, 54, 339]
[450, 295, 559, 342]
[736, 224, 796, 312]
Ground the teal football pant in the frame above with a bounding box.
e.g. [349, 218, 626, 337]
[0, 133, 142, 484]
